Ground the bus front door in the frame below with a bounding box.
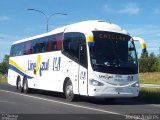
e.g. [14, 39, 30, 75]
[78, 44, 88, 96]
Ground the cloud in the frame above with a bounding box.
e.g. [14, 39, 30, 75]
[118, 3, 140, 15]
[103, 4, 114, 13]
[126, 25, 160, 37]
[103, 3, 140, 15]
[0, 16, 11, 21]
[0, 34, 22, 42]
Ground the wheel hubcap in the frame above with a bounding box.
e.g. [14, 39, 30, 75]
[18, 81, 21, 89]
[24, 83, 26, 90]
[66, 85, 73, 97]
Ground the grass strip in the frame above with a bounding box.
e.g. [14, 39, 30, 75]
[0, 75, 7, 84]
[139, 88, 160, 102]
[139, 72, 160, 84]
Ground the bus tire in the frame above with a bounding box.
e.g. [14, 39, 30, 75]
[64, 79, 74, 102]
[16, 76, 23, 92]
[23, 78, 29, 94]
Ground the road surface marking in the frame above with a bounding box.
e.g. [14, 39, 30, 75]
[0, 89, 124, 116]
[149, 104, 160, 107]
[0, 100, 15, 104]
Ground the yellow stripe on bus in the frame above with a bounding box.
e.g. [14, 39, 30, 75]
[9, 59, 26, 73]
[87, 36, 94, 43]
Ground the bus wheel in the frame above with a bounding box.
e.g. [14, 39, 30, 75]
[64, 80, 74, 102]
[16, 77, 23, 92]
[23, 78, 29, 94]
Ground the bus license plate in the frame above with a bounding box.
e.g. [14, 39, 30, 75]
[115, 88, 124, 92]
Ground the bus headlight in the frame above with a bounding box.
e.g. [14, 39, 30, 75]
[89, 79, 104, 86]
[131, 82, 139, 87]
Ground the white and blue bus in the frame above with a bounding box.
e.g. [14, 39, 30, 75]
[8, 20, 139, 101]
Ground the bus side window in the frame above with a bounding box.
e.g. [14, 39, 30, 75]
[25, 41, 31, 55]
[48, 40, 52, 52]
[63, 33, 79, 61]
[14, 43, 25, 56]
[63, 32, 87, 66]
[32, 37, 47, 53]
[56, 33, 62, 50]
[80, 41, 88, 68]
[47, 35, 58, 52]
[128, 41, 136, 62]
[10, 45, 15, 57]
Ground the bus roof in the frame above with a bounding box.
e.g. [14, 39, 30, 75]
[12, 20, 129, 45]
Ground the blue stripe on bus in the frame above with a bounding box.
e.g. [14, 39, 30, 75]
[88, 42, 94, 46]
[9, 64, 34, 79]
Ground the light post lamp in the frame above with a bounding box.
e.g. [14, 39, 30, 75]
[27, 9, 67, 32]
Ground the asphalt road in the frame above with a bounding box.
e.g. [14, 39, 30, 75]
[0, 84, 160, 120]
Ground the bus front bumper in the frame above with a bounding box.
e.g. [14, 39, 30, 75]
[88, 86, 139, 98]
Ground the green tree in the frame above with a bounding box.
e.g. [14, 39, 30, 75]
[3, 54, 9, 63]
[153, 56, 160, 72]
[0, 62, 8, 74]
[139, 52, 157, 73]
[0, 54, 9, 75]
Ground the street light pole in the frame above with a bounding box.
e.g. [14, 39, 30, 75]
[27, 9, 67, 32]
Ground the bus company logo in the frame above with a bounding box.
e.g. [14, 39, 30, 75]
[99, 74, 113, 79]
[127, 75, 134, 81]
[28, 55, 49, 76]
[80, 71, 86, 80]
[53, 57, 61, 71]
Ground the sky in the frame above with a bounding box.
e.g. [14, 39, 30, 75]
[0, 0, 160, 61]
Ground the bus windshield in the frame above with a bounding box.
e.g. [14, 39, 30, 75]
[89, 31, 138, 74]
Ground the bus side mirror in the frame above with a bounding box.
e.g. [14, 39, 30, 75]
[80, 44, 85, 51]
[129, 47, 134, 51]
[80, 45, 83, 51]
